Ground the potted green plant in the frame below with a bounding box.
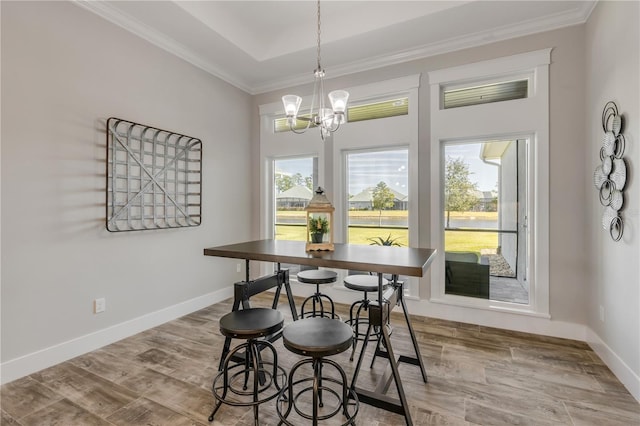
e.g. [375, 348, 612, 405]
[308, 216, 329, 243]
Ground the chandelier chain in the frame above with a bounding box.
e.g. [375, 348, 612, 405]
[281, 0, 348, 141]
[316, 0, 322, 71]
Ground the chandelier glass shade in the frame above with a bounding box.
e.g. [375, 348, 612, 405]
[281, 1, 349, 140]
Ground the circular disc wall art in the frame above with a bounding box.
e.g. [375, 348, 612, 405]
[594, 101, 627, 241]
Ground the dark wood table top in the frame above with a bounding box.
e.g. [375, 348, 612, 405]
[204, 239, 436, 277]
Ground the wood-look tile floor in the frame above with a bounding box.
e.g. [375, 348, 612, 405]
[2, 294, 638, 425]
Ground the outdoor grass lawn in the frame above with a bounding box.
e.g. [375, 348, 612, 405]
[276, 210, 497, 220]
[275, 225, 408, 246]
[276, 210, 497, 253]
[445, 231, 498, 255]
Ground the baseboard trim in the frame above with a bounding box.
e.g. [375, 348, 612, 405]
[405, 297, 587, 341]
[0, 287, 233, 385]
[586, 327, 640, 402]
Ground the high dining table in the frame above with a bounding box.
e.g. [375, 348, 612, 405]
[203, 239, 436, 426]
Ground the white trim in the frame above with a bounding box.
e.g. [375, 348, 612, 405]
[0, 287, 233, 385]
[406, 297, 584, 340]
[258, 75, 421, 294]
[587, 328, 640, 403]
[331, 78, 420, 296]
[258, 74, 421, 117]
[429, 296, 551, 319]
[429, 48, 552, 85]
[428, 50, 550, 317]
[75, 0, 594, 95]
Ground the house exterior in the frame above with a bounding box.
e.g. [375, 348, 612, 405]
[276, 185, 313, 209]
[1, 0, 638, 403]
[471, 190, 497, 212]
[349, 187, 408, 210]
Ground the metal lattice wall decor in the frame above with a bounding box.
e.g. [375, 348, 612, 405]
[106, 118, 202, 232]
[593, 102, 627, 241]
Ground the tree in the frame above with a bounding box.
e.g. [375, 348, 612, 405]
[304, 176, 313, 191]
[372, 181, 395, 227]
[275, 173, 313, 193]
[444, 156, 478, 227]
[292, 173, 304, 186]
[275, 174, 294, 193]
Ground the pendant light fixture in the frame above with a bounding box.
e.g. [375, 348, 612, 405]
[281, 0, 349, 140]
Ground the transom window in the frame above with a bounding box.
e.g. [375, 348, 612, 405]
[443, 79, 528, 109]
[274, 97, 409, 133]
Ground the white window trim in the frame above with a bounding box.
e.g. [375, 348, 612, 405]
[428, 49, 551, 317]
[332, 75, 420, 297]
[259, 74, 421, 297]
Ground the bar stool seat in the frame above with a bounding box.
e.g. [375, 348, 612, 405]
[219, 308, 284, 339]
[343, 274, 391, 362]
[283, 317, 353, 357]
[297, 269, 339, 319]
[277, 318, 358, 425]
[343, 274, 388, 293]
[209, 308, 286, 425]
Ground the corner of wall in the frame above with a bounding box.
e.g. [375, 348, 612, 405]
[586, 327, 640, 402]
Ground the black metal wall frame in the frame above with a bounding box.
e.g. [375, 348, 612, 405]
[106, 117, 202, 232]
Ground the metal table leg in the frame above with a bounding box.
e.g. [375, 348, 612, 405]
[349, 276, 427, 425]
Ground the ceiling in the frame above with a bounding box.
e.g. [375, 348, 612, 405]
[76, 1, 595, 95]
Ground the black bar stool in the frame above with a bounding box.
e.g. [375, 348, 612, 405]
[277, 318, 358, 426]
[209, 308, 286, 425]
[297, 269, 339, 319]
[343, 274, 391, 361]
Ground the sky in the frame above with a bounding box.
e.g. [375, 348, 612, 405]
[274, 150, 409, 197]
[274, 143, 498, 196]
[444, 142, 499, 192]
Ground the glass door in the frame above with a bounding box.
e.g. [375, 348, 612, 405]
[443, 139, 528, 304]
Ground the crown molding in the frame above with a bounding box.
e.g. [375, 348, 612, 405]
[72, 0, 253, 94]
[74, 0, 596, 96]
[252, 1, 596, 94]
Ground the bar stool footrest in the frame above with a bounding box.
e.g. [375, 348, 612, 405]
[276, 358, 358, 426]
[212, 362, 286, 405]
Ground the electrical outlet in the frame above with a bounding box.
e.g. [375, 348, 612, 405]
[599, 305, 605, 322]
[94, 298, 106, 314]
[236, 263, 241, 273]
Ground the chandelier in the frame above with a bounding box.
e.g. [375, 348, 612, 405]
[281, 0, 349, 140]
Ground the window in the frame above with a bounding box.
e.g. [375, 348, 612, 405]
[274, 97, 409, 133]
[443, 79, 528, 109]
[272, 156, 318, 275]
[443, 139, 529, 304]
[345, 149, 409, 246]
[344, 148, 412, 290]
[347, 97, 408, 123]
[260, 74, 420, 295]
[429, 49, 550, 316]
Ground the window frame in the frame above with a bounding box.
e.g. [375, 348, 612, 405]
[442, 75, 530, 109]
[332, 75, 420, 297]
[259, 74, 421, 296]
[428, 49, 551, 317]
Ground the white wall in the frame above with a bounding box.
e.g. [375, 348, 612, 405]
[1, 1, 252, 382]
[585, 0, 640, 400]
